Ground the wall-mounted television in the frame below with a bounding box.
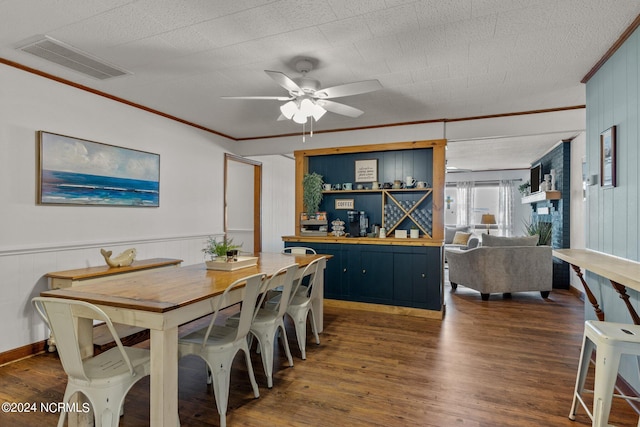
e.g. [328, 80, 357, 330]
[530, 163, 542, 193]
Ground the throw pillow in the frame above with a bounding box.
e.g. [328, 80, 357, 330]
[445, 226, 470, 244]
[482, 234, 539, 247]
[452, 232, 471, 245]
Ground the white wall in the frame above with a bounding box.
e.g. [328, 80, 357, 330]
[0, 63, 234, 353]
[248, 154, 296, 253]
[226, 159, 255, 253]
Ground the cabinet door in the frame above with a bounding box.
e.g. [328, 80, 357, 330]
[393, 247, 442, 310]
[317, 244, 347, 299]
[348, 245, 394, 304]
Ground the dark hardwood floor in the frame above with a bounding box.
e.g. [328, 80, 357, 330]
[1, 282, 638, 426]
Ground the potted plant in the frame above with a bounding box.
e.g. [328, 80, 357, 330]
[202, 236, 241, 261]
[518, 180, 531, 196]
[523, 220, 552, 246]
[302, 172, 324, 217]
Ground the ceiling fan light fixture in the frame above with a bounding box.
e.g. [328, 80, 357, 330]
[280, 100, 298, 119]
[312, 104, 326, 121]
[298, 97, 315, 116]
[292, 110, 308, 124]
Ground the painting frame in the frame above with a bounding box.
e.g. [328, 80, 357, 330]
[600, 125, 616, 188]
[37, 131, 160, 207]
[355, 159, 377, 183]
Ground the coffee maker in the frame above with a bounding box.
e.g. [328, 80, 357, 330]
[347, 210, 368, 237]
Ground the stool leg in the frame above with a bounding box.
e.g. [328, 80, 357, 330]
[592, 344, 621, 427]
[569, 335, 595, 420]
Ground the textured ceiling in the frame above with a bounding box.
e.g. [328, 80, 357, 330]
[1, 1, 639, 170]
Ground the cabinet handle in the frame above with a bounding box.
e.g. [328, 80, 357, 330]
[343, 268, 347, 273]
[421, 273, 426, 278]
[362, 269, 366, 274]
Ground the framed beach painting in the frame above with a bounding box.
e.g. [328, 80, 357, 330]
[37, 131, 160, 206]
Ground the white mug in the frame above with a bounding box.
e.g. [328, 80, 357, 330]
[323, 183, 332, 191]
[405, 176, 416, 187]
[372, 182, 380, 190]
[416, 181, 426, 188]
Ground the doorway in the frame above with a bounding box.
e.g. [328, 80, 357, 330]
[224, 153, 262, 254]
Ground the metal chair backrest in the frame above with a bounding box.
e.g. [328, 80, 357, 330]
[32, 297, 136, 381]
[258, 264, 299, 318]
[290, 257, 322, 301]
[282, 246, 317, 255]
[200, 273, 267, 348]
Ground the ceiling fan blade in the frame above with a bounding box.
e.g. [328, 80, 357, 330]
[221, 95, 293, 101]
[314, 80, 382, 99]
[277, 113, 288, 121]
[265, 70, 303, 95]
[318, 100, 364, 118]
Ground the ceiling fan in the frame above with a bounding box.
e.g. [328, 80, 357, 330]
[221, 59, 383, 125]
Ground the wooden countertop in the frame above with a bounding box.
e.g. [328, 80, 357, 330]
[553, 248, 640, 292]
[283, 235, 443, 247]
[45, 258, 183, 280]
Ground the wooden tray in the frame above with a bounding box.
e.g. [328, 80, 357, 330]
[205, 256, 258, 271]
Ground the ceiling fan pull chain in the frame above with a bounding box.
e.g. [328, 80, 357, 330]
[302, 121, 306, 143]
[310, 117, 314, 137]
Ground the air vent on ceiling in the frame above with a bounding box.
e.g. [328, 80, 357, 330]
[17, 35, 131, 80]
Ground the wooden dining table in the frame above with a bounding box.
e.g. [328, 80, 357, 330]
[40, 252, 329, 427]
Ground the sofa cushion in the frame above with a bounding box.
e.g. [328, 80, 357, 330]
[445, 226, 470, 244]
[482, 234, 539, 247]
[452, 232, 472, 245]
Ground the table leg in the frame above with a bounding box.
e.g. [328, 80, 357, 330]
[150, 327, 179, 427]
[569, 264, 605, 321]
[314, 258, 326, 333]
[610, 281, 640, 325]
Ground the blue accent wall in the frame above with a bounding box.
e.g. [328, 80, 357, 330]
[309, 149, 433, 226]
[585, 25, 640, 390]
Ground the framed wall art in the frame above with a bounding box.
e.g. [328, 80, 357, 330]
[354, 159, 377, 183]
[600, 125, 616, 188]
[37, 131, 160, 206]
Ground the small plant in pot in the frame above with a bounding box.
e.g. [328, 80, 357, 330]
[523, 220, 552, 246]
[202, 236, 241, 261]
[302, 172, 324, 218]
[518, 180, 531, 196]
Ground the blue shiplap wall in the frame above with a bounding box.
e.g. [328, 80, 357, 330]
[585, 25, 640, 390]
[308, 149, 433, 227]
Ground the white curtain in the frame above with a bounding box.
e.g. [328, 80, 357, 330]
[456, 181, 475, 226]
[498, 180, 517, 236]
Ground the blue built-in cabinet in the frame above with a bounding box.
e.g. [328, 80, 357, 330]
[285, 241, 443, 311]
[286, 140, 447, 316]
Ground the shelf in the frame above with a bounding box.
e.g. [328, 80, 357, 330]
[521, 190, 561, 204]
[322, 188, 432, 194]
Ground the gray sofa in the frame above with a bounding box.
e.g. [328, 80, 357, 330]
[445, 234, 552, 300]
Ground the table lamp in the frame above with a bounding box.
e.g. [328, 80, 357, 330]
[481, 214, 496, 235]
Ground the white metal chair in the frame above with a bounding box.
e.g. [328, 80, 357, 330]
[32, 297, 151, 427]
[227, 264, 299, 388]
[269, 257, 322, 360]
[282, 246, 317, 255]
[569, 320, 640, 427]
[178, 273, 266, 427]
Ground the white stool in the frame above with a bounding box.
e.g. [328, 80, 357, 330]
[569, 320, 640, 426]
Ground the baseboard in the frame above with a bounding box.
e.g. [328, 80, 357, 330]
[568, 285, 585, 301]
[0, 340, 47, 366]
[324, 298, 444, 320]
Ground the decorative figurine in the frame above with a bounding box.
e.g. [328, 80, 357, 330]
[100, 248, 137, 268]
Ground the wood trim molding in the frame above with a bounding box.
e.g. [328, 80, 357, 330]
[0, 340, 47, 367]
[582, 14, 640, 83]
[2, 56, 585, 142]
[0, 57, 235, 140]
